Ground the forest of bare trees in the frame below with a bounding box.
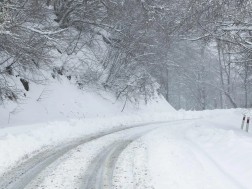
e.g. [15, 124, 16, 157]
[0, 0, 252, 110]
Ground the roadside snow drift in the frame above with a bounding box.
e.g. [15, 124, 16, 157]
[0, 77, 175, 127]
[113, 109, 252, 189]
[0, 77, 179, 176]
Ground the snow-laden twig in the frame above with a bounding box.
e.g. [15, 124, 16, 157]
[27, 27, 67, 35]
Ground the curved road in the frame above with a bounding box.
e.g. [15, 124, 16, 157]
[0, 120, 191, 189]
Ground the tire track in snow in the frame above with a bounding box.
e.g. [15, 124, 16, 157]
[81, 140, 134, 189]
[0, 120, 192, 189]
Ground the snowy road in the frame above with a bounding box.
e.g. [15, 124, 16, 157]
[0, 120, 187, 189]
[0, 116, 251, 189]
[81, 140, 135, 189]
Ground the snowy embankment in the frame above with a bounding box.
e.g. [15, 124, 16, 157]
[0, 110, 183, 176]
[113, 108, 252, 189]
[0, 75, 251, 188]
[0, 77, 182, 176]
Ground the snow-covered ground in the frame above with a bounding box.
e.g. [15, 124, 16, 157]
[1, 107, 251, 189]
[110, 109, 252, 189]
[0, 76, 251, 188]
[0, 76, 179, 177]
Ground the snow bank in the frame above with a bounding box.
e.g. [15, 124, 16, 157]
[0, 76, 175, 127]
[0, 111, 184, 176]
[0, 76, 179, 176]
[134, 109, 252, 189]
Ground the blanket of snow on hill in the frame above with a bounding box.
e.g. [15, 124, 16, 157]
[0, 72, 179, 176]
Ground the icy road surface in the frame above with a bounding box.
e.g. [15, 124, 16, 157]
[0, 117, 251, 189]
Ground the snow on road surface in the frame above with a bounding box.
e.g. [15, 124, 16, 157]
[0, 108, 251, 189]
[0, 121, 187, 189]
[113, 109, 252, 189]
[24, 124, 159, 189]
[139, 125, 248, 189]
